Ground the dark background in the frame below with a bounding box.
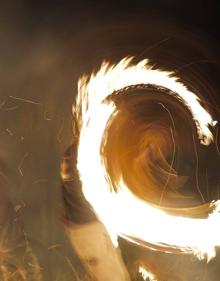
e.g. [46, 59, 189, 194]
[1, 1, 220, 280]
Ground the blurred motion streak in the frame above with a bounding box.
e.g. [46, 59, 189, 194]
[75, 57, 220, 262]
[139, 265, 157, 281]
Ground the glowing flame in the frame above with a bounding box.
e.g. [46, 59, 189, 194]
[139, 265, 157, 281]
[75, 57, 220, 261]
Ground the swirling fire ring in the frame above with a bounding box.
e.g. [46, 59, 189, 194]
[74, 57, 220, 262]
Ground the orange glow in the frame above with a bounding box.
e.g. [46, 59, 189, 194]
[75, 57, 219, 261]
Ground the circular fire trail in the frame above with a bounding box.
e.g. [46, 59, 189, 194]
[74, 57, 220, 261]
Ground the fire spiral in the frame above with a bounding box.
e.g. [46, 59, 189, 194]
[74, 57, 220, 261]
